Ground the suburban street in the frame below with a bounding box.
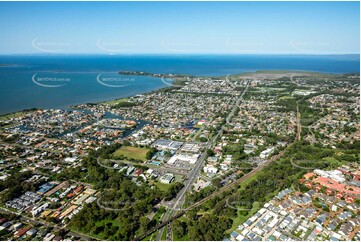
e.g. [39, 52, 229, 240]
[0, 207, 97, 241]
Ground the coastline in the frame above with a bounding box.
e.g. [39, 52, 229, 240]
[0, 75, 180, 118]
[0, 70, 358, 118]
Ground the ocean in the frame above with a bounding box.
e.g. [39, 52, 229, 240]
[0, 54, 359, 115]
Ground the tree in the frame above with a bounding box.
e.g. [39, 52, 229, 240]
[186, 210, 198, 220]
[188, 226, 200, 240]
[199, 137, 208, 142]
[158, 206, 166, 214]
[173, 220, 186, 238]
[94, 225, 104, 235]
[211, 178, 222, 188]
[140, 217, 150, 233]
[164, 182, 184, 201]
[146, 148, 157, 160]
[207, 149, 215, 157]
[187, 214, 232, 240]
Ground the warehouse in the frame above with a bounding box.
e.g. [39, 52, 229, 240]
[160, 173, 174, 184]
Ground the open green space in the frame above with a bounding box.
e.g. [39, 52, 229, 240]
[161, 225, 167, 240]
[257, 87, 286, 91]
[151, 174, 184, 191]
[226, 201, 261, 234]
[101, 98, 138, 108]
[112, 146, 150, 161]
[92, 219, 123, 240]
[234, 70, 335, 77]
[101, 97, 129, 106]
[154, 181, 172, 192]
[0, 110, 32, 121]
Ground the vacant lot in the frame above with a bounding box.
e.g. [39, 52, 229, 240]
[112, 146, 150, 161]
[154, 181, 172, 191]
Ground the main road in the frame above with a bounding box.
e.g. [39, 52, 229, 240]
[135, 81, 302, 241]
[154, 81, 250, 241]
[155, 143, 207, 240]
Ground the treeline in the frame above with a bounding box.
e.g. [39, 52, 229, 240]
[67, 143, 175, 240]
[276, 98, 328, 126]
[145, 147, 157, 160]
[174, 213, 233, 240]
[91, 142, 123, 159]
[164, 182, 184, 201]
[112, 101, 137, 109]
[0, 170, 38, 203]
[68, 154, 163, 240]
[176, 140, 349, 240]
[69, 202, 155, 240]
[222, 143, 246, 161]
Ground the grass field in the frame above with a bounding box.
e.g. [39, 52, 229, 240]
[226, 202, 261, 234]
[94, 219, 123, 240]
[101, 98, 129, 106]
[258, 87, 286, 92]
[0, 110, 30, 121]
[112, 146, 150, 161]
[69, 218, 122, 240]
[154, 181, 172, 191]
[149, 174, 183, 192]
[161, 227, 167, 241]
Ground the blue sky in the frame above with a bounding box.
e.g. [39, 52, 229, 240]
[0, 1, 359, 54]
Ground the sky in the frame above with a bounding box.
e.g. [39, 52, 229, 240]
[0, 1, 359, 55]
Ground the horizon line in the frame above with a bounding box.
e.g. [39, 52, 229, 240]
[0, 52, 360, 56]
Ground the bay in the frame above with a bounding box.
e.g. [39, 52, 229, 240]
[0, 54, 359, 115]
